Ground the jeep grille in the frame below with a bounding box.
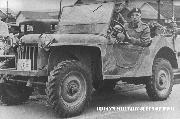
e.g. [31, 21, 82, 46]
[18, 44, 38, 70]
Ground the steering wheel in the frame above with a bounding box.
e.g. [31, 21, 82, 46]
[113, 20, 125, 31]
[111, 20, 130, 43]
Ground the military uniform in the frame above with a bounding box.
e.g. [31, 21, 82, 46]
[122, 8, 151, 47]
[124, 21, 151, 47]
[0, 20, 15, 68]
[0, 20, 9, 37]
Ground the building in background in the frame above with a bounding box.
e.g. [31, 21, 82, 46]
[13, 0, 180, 28]
[16, 11, 59, 25]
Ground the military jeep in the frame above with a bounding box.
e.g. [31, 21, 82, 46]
[0, 1, 179, 118]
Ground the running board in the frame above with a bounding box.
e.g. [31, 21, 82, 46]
[173, 69, 180, 75]
[103, 69, 180, 80]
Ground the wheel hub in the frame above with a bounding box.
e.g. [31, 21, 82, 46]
[157, 69, 169, 90]
[67, 81, 79, 96]
[61, 71, 86, 104]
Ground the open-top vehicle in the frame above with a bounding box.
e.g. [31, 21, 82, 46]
[0, 0, 180, 118]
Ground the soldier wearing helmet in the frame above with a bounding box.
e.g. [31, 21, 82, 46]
[124, 8, 151, 47]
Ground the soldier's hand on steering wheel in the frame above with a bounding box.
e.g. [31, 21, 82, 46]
[112, 20, 131, 43]
[116, 33, 125, 43]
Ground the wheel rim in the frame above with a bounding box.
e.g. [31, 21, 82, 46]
[156, 67, 171, 94]
[60, 71, 87, 106]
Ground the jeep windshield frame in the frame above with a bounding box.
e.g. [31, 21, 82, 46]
[57, 2, 115, 34]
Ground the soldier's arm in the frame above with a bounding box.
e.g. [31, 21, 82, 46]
[140, 25, 151, 46]
[129, 25, 151, 47]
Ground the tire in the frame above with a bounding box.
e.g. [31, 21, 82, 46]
[36, 87, 46, 95]
[46, 60, 92, 118]
[0, 83, 33, 105]
[146, 58, 174, 101]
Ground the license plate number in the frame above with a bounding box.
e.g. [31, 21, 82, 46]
[17, 59, 31, 71]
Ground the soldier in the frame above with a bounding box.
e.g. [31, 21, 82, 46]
[122, 8, 151, 47]
[0, 19, 15, 68]
[0, 19, 11, 55]
[0, 18, 9, 38]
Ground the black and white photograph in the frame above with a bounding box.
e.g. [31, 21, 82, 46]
[0, 0, 180, 119]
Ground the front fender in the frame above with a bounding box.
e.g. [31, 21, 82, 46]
[49, 34, 110, 57]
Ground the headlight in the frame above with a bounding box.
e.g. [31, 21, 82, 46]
[45, 40, 51, 46]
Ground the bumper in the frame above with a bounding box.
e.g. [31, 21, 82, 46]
[0, 68, 47, 76]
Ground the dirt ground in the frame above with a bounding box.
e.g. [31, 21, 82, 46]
[0, 79, 180, 119]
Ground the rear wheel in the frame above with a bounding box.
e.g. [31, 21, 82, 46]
[46, 60, 92, 118]
[146, 58, 174, 101]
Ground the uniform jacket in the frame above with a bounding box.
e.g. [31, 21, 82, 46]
[0, 21, 9, 37]
[124, 21, 151, 47]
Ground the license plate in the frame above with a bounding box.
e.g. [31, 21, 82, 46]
[17, 59, 31, 71]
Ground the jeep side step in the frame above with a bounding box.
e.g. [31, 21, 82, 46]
[0, 69, 47, 76]
[173, 69, 180, 84]
[173, 69, 180, 75]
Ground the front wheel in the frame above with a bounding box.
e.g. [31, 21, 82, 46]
[146, 58, 174, 101]
[46, 60, 92, 118]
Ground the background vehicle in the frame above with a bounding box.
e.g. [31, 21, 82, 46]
[18, 19, 58, 38]
[0, 1, 179, 118]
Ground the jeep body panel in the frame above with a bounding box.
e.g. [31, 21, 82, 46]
[174, 35, 180, 68]
[49, 34, 108, 46]
[20, 33, 108, 51]
[103, 35, 176, 79]
[26, 32, 175, 79]
[134, 36, 176, 77]
[19, 34, 104, 79]
[19, 33, 108, 75]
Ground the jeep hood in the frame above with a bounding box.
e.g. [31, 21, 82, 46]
[52, 34, 109, 45]
[20, 34, 109, 45]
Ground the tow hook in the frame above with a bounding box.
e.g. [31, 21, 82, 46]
[0, 78, 4, 83]
[0, 75, 7, 83]
[26, 78, 34, 87]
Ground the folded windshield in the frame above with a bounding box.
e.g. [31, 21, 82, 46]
[58, 2, 114, 34]
[60, 2, 114, 25]
[75, 0, 114, 4]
